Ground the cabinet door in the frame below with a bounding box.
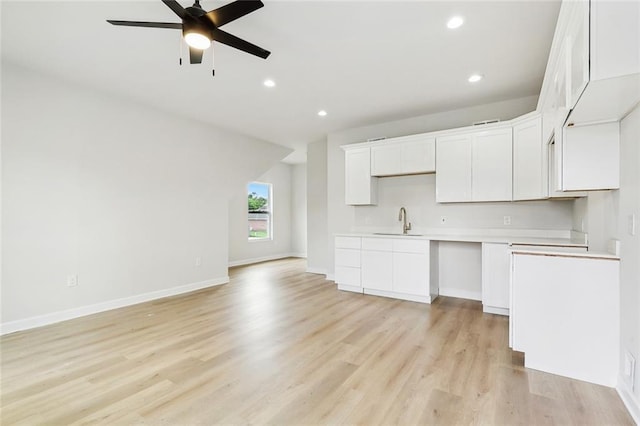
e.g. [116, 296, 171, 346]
[563, 122, 620, 190]
[513, 116, 547, 200]
[402, 138, 436, 174]
[393, 252, 429, 297]
[436, 134, 473, 202]
[345, 147, 377, 205]
[361, 250, 393, 291]
[567, 0, 589, 109]
[481, 243, 510, 314]
[371, 144, 402, 176]
[472, 128, 513, 202]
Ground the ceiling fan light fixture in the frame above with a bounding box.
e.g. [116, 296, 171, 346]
[184, 31, 211, 50]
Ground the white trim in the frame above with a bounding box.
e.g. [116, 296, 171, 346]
[337, 284, 363, 293]
[228, 253, 296, 267]
[483, 305, 509, 316]
[326, 273, 335, 281]
[438, 288, 482, 301]
[363, 288, 431, 304]
[0, 276, 229, 336]
[290, 252, 307, 259]
[306, 267, 327, 276]
[617, 379, 640, 425]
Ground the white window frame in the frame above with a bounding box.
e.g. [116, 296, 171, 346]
[248, 182, 273, 241]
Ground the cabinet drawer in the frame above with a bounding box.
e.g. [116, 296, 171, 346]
[335, 249, 360, 267]
[362, 237, 393, 251]
[335, 236, 361, 249]
[335, 266, 361, 287]
[392, 239, 429, 254]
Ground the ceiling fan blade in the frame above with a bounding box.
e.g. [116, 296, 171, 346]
[107, 20, 182, 29]
[189, 47, 204, 64]
[211, 28, 270, 59]
[162, 0, 187, 19]
[205, 0, 264, 27]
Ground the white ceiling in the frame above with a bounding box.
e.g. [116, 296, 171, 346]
[1, 0, 560, 163]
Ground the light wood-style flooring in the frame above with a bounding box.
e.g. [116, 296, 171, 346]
[1, 258, 633, 425]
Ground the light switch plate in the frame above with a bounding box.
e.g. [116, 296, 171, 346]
[629, 214, 636, 236]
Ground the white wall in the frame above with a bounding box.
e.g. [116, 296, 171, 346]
[1, 62, 290, 329]
[618, 105, 640, 415]
[306, 139, 328, 274]
[291, 164, 307, 257]
[319, 95, 574, 277]
[228, 163, 294, 265]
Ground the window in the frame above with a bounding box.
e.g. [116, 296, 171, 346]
[248, 182, 272, 240]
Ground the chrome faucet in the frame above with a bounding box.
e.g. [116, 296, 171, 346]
[398, 207, 412, 234]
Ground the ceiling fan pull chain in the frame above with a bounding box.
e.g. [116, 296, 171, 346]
[212, 47, 215, 76]
[179, 33, 183, 66]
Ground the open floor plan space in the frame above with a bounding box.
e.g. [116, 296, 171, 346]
[0, 258, 632, 425]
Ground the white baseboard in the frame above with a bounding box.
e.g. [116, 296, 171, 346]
[617, 378, 640, 425]
[326, 273, 335, 281]
[0, 276, 229, 336]
[306, 267, 327, 276]
[290, 252, 307, 259]
[228, 253, 298, 267]
[438, 288, 482, 301]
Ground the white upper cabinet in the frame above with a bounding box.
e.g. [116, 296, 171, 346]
[343, 146, 377, 205]
[472, 128, 513, 202]
[436, 133, 473, 202]
[563, 121, 620, 190]
[436, 126, 512, 203]
[539, 0, 640, 125]
[371, 136, 435, 177]
[513, 115, 548, 201]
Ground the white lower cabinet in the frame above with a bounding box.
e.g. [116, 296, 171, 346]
[481, 243, 511, 316]
[361, 249, 393, 291]
[336, 236, 432, 303]
[334, 236, 362, 293]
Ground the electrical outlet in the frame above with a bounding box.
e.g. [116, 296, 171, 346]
[503, 216, 511, 226]
[440, 216, 447, 224]
[195, 256, 202, 267]
[67, 274, 78, 287]
[624, 351, 636, 390]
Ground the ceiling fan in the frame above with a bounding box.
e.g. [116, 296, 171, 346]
[107, 0, 270, 73]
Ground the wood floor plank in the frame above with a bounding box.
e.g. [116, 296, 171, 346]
[0, 258, 633, 425]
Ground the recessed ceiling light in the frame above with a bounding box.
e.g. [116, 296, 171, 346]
[468, 74, 483, 83]
[263, 79, 275, 88]
[447, 16, 464, 29]
[318, 110, 327, 117]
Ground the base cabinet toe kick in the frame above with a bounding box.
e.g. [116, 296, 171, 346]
[334, 236, 438, 304]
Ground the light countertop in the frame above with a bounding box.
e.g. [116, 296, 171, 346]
[335, 231, 588, 248]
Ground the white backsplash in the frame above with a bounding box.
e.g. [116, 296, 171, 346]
[351, 174, 575, 233]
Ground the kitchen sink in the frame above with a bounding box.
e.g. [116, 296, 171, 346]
[372, 232, 424, 237]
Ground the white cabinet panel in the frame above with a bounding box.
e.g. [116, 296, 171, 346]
[335, 266, 360, 288]
[371, 137, 435, 177]
[511, 252, 619, 387]
[481, 243, 510, 315]
[402, 138, 435, 174]
[393, 252, 429, 297]
[362, 237, 393, 251]
[361, 250, 393, 291]
[335, 236, 361, 250]
[344, 147, 377, 205]
[436, 134, 473, 202]
[335, 248, 360, 268]
[563, 122, 620, 191]
[392, 239, 429, 255]
[513, 115, 547, 200]
[472, 128, 513, 202]
[370, 144, 402, 176]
